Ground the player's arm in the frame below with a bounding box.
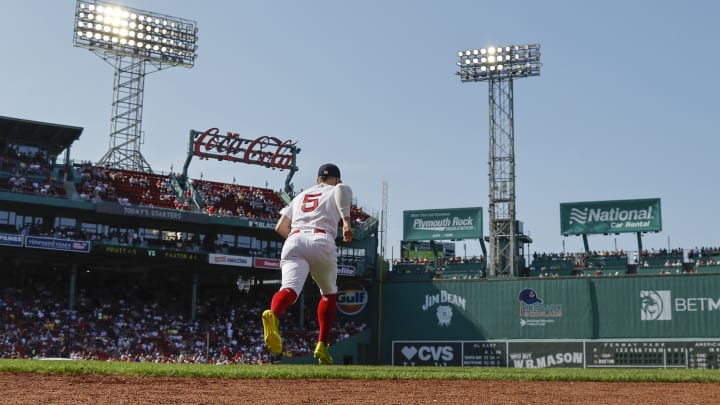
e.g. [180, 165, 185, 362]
[340, 216, 352, 243]
[334, 184, 353, 243]
[275, 214, 292, 239]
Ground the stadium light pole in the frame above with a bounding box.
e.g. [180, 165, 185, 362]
[73, 0, 199, 172]
[456, 44, 541, 277]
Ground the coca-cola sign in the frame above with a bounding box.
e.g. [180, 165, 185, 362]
[192, 128, 298, 170]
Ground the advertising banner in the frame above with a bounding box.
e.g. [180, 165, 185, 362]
[25, 236, 90, 253]
[559, 198, 661, 235]
[403, 207, 482, 241]
[0, 233, 23, 247]
[380, 278, 593, 357]
[255, 257, 280, 270]
[337, 281, 368, 316]
[208, 253, 252, 267]
[506, 341, 584, 368]
[191, 128, 298, 170]
[592, 276, 720, 339]
[338, 265, 356, 276]
[392, 341, 463, 367]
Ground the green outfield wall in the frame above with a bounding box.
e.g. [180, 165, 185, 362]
[379, 274, 720, 365]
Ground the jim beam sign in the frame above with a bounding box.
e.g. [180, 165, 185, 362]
[192, 128, 298, 170]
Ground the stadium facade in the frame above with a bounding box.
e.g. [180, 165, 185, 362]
[2, 116, 719, 368]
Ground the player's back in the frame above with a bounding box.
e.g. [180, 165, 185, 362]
[287, 183, 341, 238]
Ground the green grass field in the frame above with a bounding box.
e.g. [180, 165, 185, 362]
[1, 359, 718, 383]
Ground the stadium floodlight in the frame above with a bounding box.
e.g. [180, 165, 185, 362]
[73, 1, 198, 67]
[73, 0, 199, 172]
[456, 44, 541, 83]
[455, 43, 541, 277]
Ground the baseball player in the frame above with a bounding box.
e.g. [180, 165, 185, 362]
[262, 163, 353, 365]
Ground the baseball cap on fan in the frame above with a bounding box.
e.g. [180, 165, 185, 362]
[318, 163, 341, 180]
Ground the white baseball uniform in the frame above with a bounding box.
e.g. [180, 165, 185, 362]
[279, 182, 344, 295]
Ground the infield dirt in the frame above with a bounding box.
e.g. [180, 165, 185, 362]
[2, 372, 720, 404]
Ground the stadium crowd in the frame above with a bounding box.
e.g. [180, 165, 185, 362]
[0, 278, 365, 364]
[0, 144, 52, 178]
[193, 180, 283, 220]
[531, 247, 720, 262]
[0, 150, 375, 232]
[533, 247, 720, 263]
[1, 144, 62, 197]
[391, 255, 485, 270]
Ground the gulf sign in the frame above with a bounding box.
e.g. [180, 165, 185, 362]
[337, 282, 368, 316]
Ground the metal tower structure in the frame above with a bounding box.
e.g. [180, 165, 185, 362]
[380, 181, 388, 260]
[104, 56, 150, 171]
[456, 44, 541, 276]
[73, 0, 198, 172]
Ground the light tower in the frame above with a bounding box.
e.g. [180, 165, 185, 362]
[456, 44, 541, 276]
[73, 0, 198, 172]
[380, 180, 388, 260]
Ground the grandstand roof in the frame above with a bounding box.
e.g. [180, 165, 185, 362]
[0, 116, 83, 156]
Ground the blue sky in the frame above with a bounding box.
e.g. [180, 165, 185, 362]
[2, 0, 719, 260]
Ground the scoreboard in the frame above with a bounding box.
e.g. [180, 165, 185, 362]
[586, 340, 720, 369]
[393, 340, 720, 369]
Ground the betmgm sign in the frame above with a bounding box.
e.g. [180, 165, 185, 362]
[402, 207, 483, 241]
[559, 198, 661, 235]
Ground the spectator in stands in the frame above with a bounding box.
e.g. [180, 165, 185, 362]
[0, 280, 363, 364]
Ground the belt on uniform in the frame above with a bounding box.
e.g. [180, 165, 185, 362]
[289, 228, 327, 236]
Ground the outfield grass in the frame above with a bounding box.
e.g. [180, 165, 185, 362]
[0, 359, 718, 383]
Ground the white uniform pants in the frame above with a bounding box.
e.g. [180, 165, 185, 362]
[280, 230, 338, 296]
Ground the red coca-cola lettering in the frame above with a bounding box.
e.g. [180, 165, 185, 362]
[244, 136, 295, 169]
[193, 128, 297, 170]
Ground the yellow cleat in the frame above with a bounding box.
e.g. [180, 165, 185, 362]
[262, 310, 282, 355]
[313, 342, 333, 365]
